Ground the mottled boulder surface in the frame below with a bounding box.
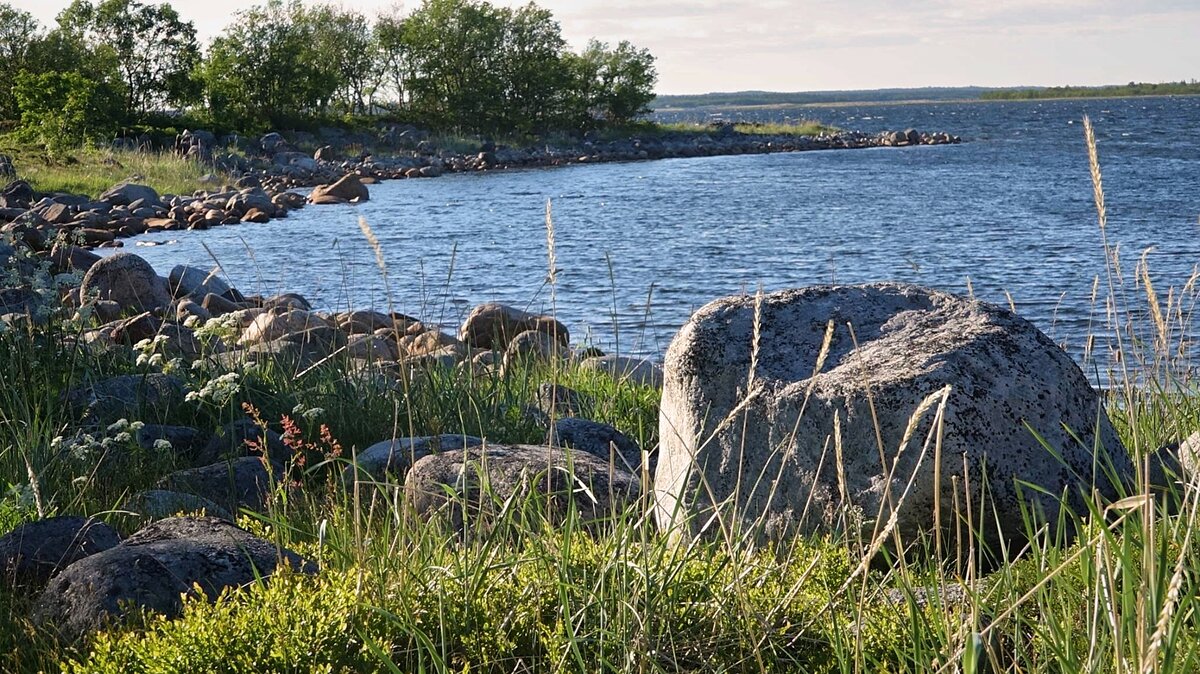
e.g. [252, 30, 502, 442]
[343, 434, 485, 485]
[458, 303, 568, 351]
[79, 252, 172, 313]
[0, 517, 121, 588]
[405, 443, 640, 531]
[655, 283, 1132, 551]
[34, 517, 314, 642]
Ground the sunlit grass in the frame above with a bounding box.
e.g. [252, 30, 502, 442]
[0, 138, 222, 197]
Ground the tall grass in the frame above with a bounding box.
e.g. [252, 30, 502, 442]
[0, 139, 221, 197]
[3, 117, 1200, 673]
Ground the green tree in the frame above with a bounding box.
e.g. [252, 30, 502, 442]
[14, 71, 118, 153]
[57, 0, 201, 118]
[496, 3, 569, 134]
[301, 5, 378, 114]
[373, 10, 415, 110]
[576, 39, 657, 124]
[0, 3, 42, 121]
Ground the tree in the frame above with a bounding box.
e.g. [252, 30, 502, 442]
[57, 0, 201, 118]
[14, 71, 118, 153]
[301, 5, 378, 114]
[202, 0, 338, 130]
[0, 3, 42, 121]
[373, 10, 415, 110]
[496, 3, 569, 134]
[576, 40, 657, 124]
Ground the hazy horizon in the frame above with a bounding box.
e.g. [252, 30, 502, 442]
[12, 0, 1198, 96]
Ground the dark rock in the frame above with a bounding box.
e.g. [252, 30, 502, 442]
[121, 490, 233, 522]
[547, 417, 643, 473]
[65, 373, 189, 424]
[0, 516, 121, 589]
[168, 265, 232, 299]
[33, 517, 314, 642]
[99, 183, 161, 208]
[157, 457, 284, 513]
[343, 434, 485, 485]
[536, 382, 592, 418]
[197, 418, 287, 465]
[458, 302, 569, 351]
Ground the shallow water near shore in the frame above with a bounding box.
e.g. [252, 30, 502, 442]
[120, 96, 1200, 367]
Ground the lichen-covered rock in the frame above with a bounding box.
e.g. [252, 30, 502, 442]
[239, 309, 330, 345]
[655, 283, 1133, 552]
[502, 329, 563, 368]
[0, 516, 120, 588]
[405, 443, 640, 531]
[458, 303, 568, 351]
[33, 517, 314, 642]
[79, 252, 172, 313]
[343, 434, 484, 485]
[580, 355, 663, 389]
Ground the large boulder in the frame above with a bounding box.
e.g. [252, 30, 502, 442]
[404, 443, 640, 531]
[309, 174, 369, 204]
[655, 283, 1133, 552]
[80, 252, 172, 313]
[239, 309, 329, 345]
[168, 264, 233, 300]
[458, 302, 568, 351]
[580, 355, 663, 389]
[99, 182, 161, 208]
[34, 517, 314, 642]
[0, 517, 121, 588]
[343, 434, 485, 485]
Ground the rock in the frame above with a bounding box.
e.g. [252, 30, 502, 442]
[345, 334, 399, 361]
[655, 283, 1133, 552]
[406, 444, 641, 531]
[197, 418, 288, 465]
[503, 329, 563, 368]
[239, 309, 328, 345]
[136, 424, 209, 462]
[399, 330, 463, 358]
[121, 490, 234, 522]
[309, 174, 369, 203]
[536, 382, 592, 418]
[0, 517, 121, 588]
[1, 179, 34, 207]
[176, 298, 211, 323]
[259, 132, 288, 154]
[99, 182, 161, 208]
[344, 434, 485, 485]
[337, 309, 399, 334]
[79, 252, 172, 313]
[157, 457, 284, 513]
[33, 517, 314, 642]
[548, 417, 644, 474]
[580, 355, 663, 388]
[201, 292, 243, 316]
[168, 264, 232, 300]
[49, 243, 101, 273]
[65, 373, 189, 424]
[314, 145, 338, 162]
[458, 303, 569, 351]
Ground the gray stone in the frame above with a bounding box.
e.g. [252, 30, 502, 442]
[79, 252, 172, 313]
[197, 418, 288, 465]
[655, 283, 1133, 552]
[503, 329, 563, 368]
[344, 434, 485, 485]
[136, 424, 209, 462]
[33, 517, 314, 642]
[122, 490, 234, 522]
[157, 457, 284, 513]
[536, 382, 592, 418]
[405, 443, 640, 531]
[99, 182, 161, 208]
[168, 264, 232, 299]
[548, 417, 644, 474]
[65, 373, 189, 424]
[580, 355, 663, 389]
[0, 516, 121, 588]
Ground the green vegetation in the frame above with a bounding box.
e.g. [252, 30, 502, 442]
[653, 87, 999, 110]
[982, 80, 1200, 100]
[651, 120, 839, 137]
[1, 121, 1200, 672]
[0, 140, 217, 197]
[0, 0, 658, 152]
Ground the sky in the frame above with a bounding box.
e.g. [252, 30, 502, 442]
[13, 0, 1200, 94]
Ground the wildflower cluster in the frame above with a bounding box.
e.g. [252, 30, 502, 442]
[185, 372, 242, 407]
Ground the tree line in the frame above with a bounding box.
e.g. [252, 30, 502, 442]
[0, 0, 658, 151]
[981, 81, 1200, 101]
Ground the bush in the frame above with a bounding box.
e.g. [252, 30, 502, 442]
[13, 71, 119, 154]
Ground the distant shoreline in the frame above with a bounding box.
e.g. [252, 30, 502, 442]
[653, 92, 1200, 113]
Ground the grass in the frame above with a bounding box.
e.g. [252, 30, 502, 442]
[0, 137, 223, 198]
[2, 117, 1200, 673]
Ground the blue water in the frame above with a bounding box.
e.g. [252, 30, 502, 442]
[122, 97, 1200, 365]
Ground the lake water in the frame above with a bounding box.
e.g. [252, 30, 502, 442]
[123, 96, 1200, 366]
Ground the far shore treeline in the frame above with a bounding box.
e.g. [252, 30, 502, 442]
[0, 0, 657, 151]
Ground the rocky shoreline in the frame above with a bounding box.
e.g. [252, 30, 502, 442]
[0, 125, 961, 250]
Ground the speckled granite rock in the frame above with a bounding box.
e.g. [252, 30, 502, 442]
[655, 283, 1132, 553]
[405, 443, 640, 531]
[34, 517, 314, 642]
